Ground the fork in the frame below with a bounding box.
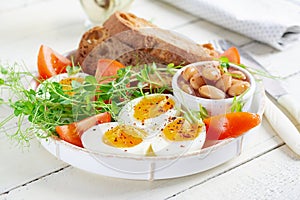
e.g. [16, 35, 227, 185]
[208, 39, 225, 53]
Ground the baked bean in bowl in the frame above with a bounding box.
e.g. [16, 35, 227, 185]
[172, 61, 256, 116]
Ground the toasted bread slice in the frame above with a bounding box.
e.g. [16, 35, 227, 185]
[75, 26, 110, 66]
[77, 11, 215, 76]
[103, 11, 157, 36]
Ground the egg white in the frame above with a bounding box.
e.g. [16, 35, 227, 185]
[81, 122, 150, 155]
[81, 120, 206, 157]
[146, 120, 206, 156]
[36, 72, 89, 99]
[44, 72, 89, 83]
[117, 94, 180, 136]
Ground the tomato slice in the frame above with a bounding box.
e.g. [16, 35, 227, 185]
[203, 112, 260, 140]
[95, 59, 126, 83]
[55, 112, 111, 147]
[37, 45, 71, 80]
[219, 46, 241, 64]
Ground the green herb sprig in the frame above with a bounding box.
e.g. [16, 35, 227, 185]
[218, 56, 281, 80]
[0, 62, 177, 145]
[230, 88, 250, 113]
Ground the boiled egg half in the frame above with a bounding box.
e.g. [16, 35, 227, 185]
[118, 94, 180, 135]
[36, 72, 89, 98]
[81, 122, 149, 155]
[82, 93, 206, 156]
[147, 117, 206, 156]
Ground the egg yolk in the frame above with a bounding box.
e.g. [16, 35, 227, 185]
[59, 77, 84, 96]
[133, 95, 175, 122]
[163, 117, 202, 141]
[103, 125, 147, 148]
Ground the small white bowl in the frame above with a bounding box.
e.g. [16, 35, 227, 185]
[172, 61, 256, 116]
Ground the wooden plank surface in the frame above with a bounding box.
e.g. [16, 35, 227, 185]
[0, 121, 284, 200]
[171, 146, 300, 200]
[0, 0, 300, 199]
[0, 129, 67, 194]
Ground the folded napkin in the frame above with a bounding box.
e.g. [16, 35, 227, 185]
[160, 0, 300, 50]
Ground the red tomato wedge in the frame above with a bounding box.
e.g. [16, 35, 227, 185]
[203, 112, 260, 140]
[95, 59, 126, 83]
[55, 112, 111, 147]
[219, 46, 241, 64]
[37, 45, 72, 80]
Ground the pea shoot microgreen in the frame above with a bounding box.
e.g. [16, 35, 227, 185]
[219, 56, 230, 70]
[218, 56, 280, 80]
[66, 65, 81, 76]
[198, 104, 209, 119]
[225, 72, 243, 79]
[0, 62, 177, 146]
[230, 88, 249, 112]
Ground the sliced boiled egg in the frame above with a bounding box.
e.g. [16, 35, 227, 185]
[36, 72, 89, 98]
[81, 122, 149, 155]
[118, 94, 180, 135]
[82, 118, 206, 156]
[146, 117, 206, 156]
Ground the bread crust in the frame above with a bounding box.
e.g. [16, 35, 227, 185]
[75, 11, 215, 75]
[75, 26, 109, 66]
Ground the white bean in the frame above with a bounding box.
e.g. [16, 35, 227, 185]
[199, 85, 225, 99]
[201, 65, 221, 81]
[190, 74, 205, 90]
[228, 81, 250, 96]
[215, 74, 232, 92]
[181, 67, 198, 81]
[231, 78, 240, 85]
[229, 70, 247, 80]
[179, 81, 195, 95]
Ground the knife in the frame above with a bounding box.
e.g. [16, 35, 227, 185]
[215, 39, 300, 124]
[212, 39, 300, 155]
[264, 96, 300, 155]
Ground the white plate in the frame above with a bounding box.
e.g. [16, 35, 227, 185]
[38, 81, 265, 180]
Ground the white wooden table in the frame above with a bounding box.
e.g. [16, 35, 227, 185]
[1, 0, 300, 199]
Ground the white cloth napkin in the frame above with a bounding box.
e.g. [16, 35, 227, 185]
[160, 0, 300, 50]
